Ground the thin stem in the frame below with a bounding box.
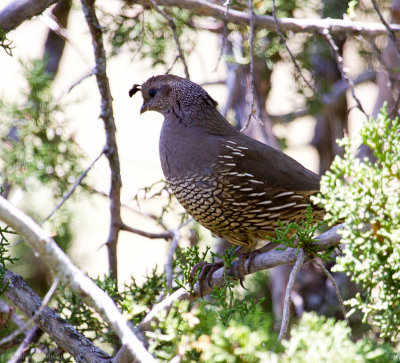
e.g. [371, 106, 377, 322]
[313, 260, 349, 329]
[322, 29, 369, 119]
[240, 0, 263, 132]
[42, 148, 104, 223]
[371, 0, 400, 61]
[272, 0, 316, 93]
[149, 0, 190, 79]
[278, 249, 306, 341]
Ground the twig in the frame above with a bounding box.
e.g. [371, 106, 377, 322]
[67, 68, 96, 94]
[0, 278, 59, 348]
[240, 0, 263, 132]
[271, 0, 316, 93]
[313, 260, 349, 327]
[149, 0, 190, 79]
[269, 70, 376, 123]
[322, 29, 369, 119]
[165, 230, 180, 289]
[40, 9, 90, 65]
[213, 0, 230, 71]
[7, 326, 41, 363]
[165, 54, 180, 75]
[87, 185, 169, 230]
[371, 0, 400, 61]
[42, 148, 105, 223]
[0, 300, 25, 329]
[0, 196, 155, 362]
[278, 249, 306, 341]
[81, 0, 123, 284]
[120, 222, 173, 240]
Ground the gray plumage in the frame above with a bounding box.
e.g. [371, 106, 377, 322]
[130, 74, 321, 248]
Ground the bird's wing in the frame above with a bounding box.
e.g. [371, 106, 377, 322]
[216, 135, 321, 192]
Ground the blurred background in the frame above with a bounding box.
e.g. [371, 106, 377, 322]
[0, 0, 395, 325]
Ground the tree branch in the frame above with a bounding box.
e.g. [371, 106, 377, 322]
[0, 0, 57, 34]
[0, 196, 156, 362]
[80, 0, 122, 283]
[139, 224, 344, 331]
[136, 0, 400, 37]
[2, 270, 111, 362]
[0, 278, 59, 348]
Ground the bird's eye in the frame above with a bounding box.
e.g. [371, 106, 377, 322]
[149, 88, 157, 98]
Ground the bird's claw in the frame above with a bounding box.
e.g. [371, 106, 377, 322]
[190, 261, 224, 297]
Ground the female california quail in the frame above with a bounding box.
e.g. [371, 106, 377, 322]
[130, 74, 322, 285]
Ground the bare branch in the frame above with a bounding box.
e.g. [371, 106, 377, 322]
[0, 197, 155, 362]
[269, 70, 376, 123]
[81, 0, 122, 283]
[43, 148, 105, 223]
[2, 270, 111, 362]
[0, 277, 59, 348]
[271, 0, 316, 93]
[7, 326, 41, 363]
[165, 230, 180, 289]
[120, 222, 173, 240]
[371, 0, 400, 60]
[136, 0, 400, 37]
[0, 0, 57, 34]
[322, 29, 369, 119]
[240, 0, 263, 132]
[313, 260, 349, 328]
[149, 0, 190, 79]
[278, 249, 306, 341]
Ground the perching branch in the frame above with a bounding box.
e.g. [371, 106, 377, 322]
[1, 270, 111, 362]
[139, 224, 344, 331]
[0, 196, 155, 362]
[136, 0, 400, 37]
[81, 0, 123, 284]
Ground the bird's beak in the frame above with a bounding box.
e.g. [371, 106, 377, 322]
[140, 102, 148, 114]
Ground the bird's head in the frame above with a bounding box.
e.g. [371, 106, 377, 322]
[129, 74, 217, 117]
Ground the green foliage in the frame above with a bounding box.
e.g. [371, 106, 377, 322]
[0, 226, 18, 296]
[104, 4, 196, 67]
[278, 312, 399, 363]
[0, 29, 13, 56]
[314, 105, 400, 342]
[0, 59, 83, 198]
[270, 205, 334, 260]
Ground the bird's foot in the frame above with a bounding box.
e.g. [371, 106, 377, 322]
[236, 242, 280, 278]
[190, 260, 224, 297]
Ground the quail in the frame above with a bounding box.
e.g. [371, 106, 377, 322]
[129, 74, 322, 286]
